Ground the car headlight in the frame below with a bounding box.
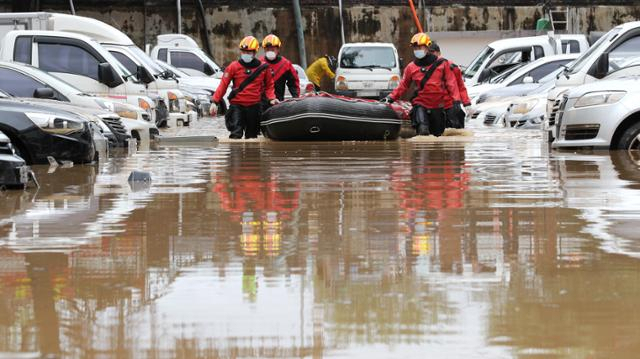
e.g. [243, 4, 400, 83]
[388, 75, 400, 89]
[512, 99, 539, 114]
[25, 112, 85, 135]
[167, 91, 180, 112]
[573, 91, 626, 108]
[95, 98, 141, 120]
[138, 98, 154, 117]
[336, 76, 348, 91]
[94, 98, 115, 112]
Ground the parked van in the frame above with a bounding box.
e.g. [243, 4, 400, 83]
[150, 34, 221, 77]
[463, 33, 589, 87]
[334, 42, 401, 99]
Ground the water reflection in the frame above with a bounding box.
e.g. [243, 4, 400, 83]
[1, 131, 640, 357]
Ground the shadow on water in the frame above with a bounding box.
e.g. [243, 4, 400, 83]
[0, 135, 640, 357]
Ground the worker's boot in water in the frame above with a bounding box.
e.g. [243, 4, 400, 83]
[412, 106, 430, 136]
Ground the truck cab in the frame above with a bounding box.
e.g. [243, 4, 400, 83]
[334, 42, 401, 99]
[464, 34, 589, 87]
[150, 34, 221, 77]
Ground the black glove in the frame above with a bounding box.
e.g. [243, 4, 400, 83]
[380, 96, 394, 104]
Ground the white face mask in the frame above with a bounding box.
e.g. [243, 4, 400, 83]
[265, 51, 277, 61]
[240, 53, 254, 63]
[414, 50, 427, 59]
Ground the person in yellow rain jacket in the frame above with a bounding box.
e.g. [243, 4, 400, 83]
[305, 55, 337, 92]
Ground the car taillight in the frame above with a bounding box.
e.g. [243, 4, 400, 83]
[336, 75, 348, 91]
[388, 75, 400, 89]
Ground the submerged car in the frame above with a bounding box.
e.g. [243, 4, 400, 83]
[0, 129, 30, 189]
[0, 92, 95, 165]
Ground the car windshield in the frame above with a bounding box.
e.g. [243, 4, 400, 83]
[194, 49, 222, 72]
[537, 67, 565, 83]
[339, 46, 396, 69]
[464, 46, 494, 78]
[128, 45, 165, 75]
[488, 63, 526, 83]
[25, 65, 86, 96]
[567, 28, 620, 74]
[155, 60, 185, 78]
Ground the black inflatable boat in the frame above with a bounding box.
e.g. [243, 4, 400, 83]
[261, 95, 405, 141]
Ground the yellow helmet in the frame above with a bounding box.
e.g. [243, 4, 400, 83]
[239, 36, 260, 51]
[410, 32, 432, 47]
[262, 34, 282, 48]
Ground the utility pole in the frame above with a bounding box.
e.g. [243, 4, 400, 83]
[69, 0, 76, 15]
[176, 0, 182, 34]
[292, 0, 307, 68]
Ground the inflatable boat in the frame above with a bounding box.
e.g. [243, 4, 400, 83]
[261, 94, 406, 141]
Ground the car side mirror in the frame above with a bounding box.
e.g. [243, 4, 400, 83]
[203, 63, 215, 76]
[594, 52, 609, 79]
[33, 87, 55, 99]
[137, 65, 155, 84]
[98, 63, 124, 88]
[522, 75, 534, 84]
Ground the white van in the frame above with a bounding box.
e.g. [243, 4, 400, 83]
[334, 42, 401, 99]
[150, 34, 221, 77]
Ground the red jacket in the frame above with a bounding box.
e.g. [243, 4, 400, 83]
[390, 55, 460, 109]
[450, 63, 471, 106]
[212, 59, 276, 106]
[260, 55, 300, 101]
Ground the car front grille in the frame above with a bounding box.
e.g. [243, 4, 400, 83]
[565, 124, 600, 140]
[548, 98, 563, 127]
[555, 95, 569, 136]
[484, 114, 496, 125]
[471, 112, 481, 120]
[99, 116, 130, 147]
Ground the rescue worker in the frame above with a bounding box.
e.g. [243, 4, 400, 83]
[306, 55, 337, 92]
[381, 33, 460, 136]
[210, 36, 277, 139]
[430, 42, 471, 129]
[260, 34, 300, 101]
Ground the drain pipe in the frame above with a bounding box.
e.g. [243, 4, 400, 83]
[69, 0, 75, 15]
[338, 0, 345, 45]
[292, 0, 307, 68]
[193, 0, 213, 58]
[176, 0, 182, 34]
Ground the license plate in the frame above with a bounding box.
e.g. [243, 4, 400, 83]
[363, 81, 375, 88]
[357, 90, 378, 97]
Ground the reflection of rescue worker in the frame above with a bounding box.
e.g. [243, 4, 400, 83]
[430, 42, 471, 129]
[260, 34, 300, 102]
[306, 55, 337, 92]
[211, 36, 277, 139]
[381, 33, 460, 136]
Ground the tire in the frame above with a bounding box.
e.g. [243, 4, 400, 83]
[614, 121, 640, 151]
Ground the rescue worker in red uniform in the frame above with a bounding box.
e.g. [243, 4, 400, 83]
[260, 34, 300, 101]
[211, 36, 277, 139]
[430, 42, 471, 129]
[381, 33, 460, 136]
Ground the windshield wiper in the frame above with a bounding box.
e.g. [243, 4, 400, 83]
[358, 65, 392, 71]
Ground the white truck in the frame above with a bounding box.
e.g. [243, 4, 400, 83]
[463, 33, 589, 87]
[150, 33, 221, 77]
[334, 42, 402, 99]
[0, 12, 193, 127]
[546, 21, 640, 139]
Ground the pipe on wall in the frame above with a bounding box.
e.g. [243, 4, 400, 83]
[292, 0, 307, 68]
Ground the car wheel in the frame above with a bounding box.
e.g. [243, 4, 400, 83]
[615, 122, 640, 151]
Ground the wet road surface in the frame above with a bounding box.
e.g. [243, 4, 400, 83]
[1, 122, 640, 358]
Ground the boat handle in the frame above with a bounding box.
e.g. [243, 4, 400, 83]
[309, 126, 320, 134]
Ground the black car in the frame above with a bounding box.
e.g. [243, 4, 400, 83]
[0, 92, 95, 165]
[0, 129, 30, 189]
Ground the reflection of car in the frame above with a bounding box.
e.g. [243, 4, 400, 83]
[0, 129, 30, 189]
[553, 77, 640, 150]
[335, 42, 401, 99]
[0, 92, 95, 165]
[0, 61, 158, 144]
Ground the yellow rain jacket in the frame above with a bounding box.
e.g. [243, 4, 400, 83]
[306, 57, 336, 87]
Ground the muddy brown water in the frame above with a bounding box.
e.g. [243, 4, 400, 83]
[1, 126, 640, 358]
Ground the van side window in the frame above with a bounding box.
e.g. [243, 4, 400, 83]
[38, 43, 100, 81]
[14, 36, 32, 64]
[608, 35, 640, 73]
[561, 40, 580, 54]
[158, 48, 168, 62]
[110, 51, 138, 75]
[0, 68, 46, 97]
[171, 51, 206, 72]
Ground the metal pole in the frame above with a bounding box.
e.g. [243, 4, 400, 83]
[338, 0, 345, 45]
[194, 0, 213, 58]
[176, 0, 182, 34]
[292, 0, 307, 68]
[69, 0, 75, 15]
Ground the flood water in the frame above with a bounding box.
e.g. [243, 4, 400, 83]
[1, 126, 640, 358]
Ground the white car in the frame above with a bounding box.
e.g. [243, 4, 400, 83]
[150, 33, 222, 77]
[0, 61, 158, 145]
[335, 42, 401, 99]
[553, 76, 640, 150]
[291, 64, 315, 97]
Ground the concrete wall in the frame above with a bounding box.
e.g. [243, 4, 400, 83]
[0, 2, 639, 67]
